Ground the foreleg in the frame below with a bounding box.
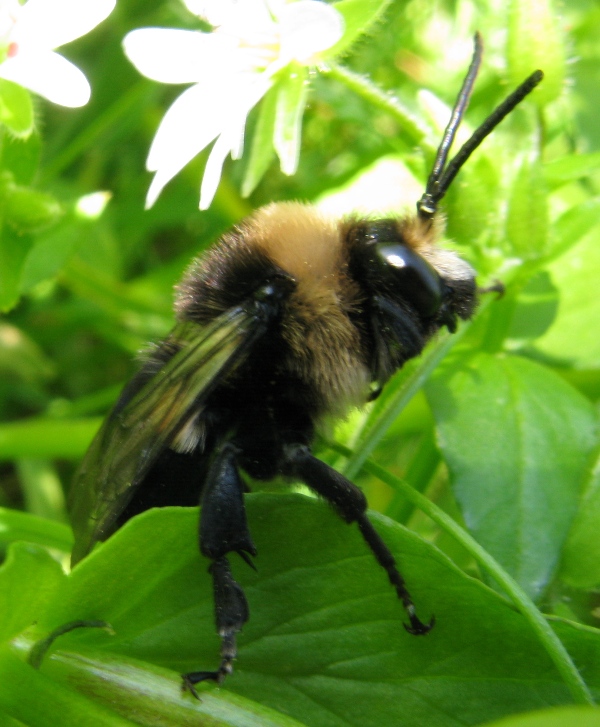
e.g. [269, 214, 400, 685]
[281, 444, 433, 636]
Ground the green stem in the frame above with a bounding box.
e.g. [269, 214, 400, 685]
[323, 62, 433, 151]
[332, 441, 595, 706]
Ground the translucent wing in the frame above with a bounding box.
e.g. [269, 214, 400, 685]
[69, 305, 261, 563]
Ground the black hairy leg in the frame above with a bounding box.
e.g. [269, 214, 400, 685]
[183, 443, 256, 695]
[281, 444, 434, 636]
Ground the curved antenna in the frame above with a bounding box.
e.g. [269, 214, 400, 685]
[417, 35, 544, 221]
[418, 32, 483, 219]
[433, 69, 544, 199]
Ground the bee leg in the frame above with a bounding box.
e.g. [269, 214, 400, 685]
[182, 443, 255, 694]
[282, 444, 434, 636]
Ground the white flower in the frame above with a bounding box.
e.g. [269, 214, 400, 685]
[123, 0, 344, 210]
[0, 0, 116, 108]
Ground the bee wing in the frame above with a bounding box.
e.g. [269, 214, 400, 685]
[69, 305, 260, 563]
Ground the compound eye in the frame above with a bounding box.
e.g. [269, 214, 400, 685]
[378, 244, 443, 317]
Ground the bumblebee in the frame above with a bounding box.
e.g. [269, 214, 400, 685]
[69, 35, 543, 693]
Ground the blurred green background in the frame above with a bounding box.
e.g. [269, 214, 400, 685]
[1, 0, 600, 724]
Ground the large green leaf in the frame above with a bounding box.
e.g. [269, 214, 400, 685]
[12, 496, 599, 726]
[426, 353, 597, 601]
[0, 542, 65, 643]
[534, 222, 600, 368]
[0, 507, 73, 553]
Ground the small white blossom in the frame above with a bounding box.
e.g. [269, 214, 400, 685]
[0, 0, 116, 107]
[123, 0, 344, 210]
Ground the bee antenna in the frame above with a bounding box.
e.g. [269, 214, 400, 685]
[417, 33, 544, 221]
[417, 32, 483, 220]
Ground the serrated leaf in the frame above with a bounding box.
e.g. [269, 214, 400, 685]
[0, 79, 34, 138]
[325, 0, 392, 59]
[32, 496, 600, 726]
[507, 0, 565, 106]
[426, 353, 597, 601]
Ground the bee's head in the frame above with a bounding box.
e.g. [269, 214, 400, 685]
[345, 38, 542, 380]
[346, 216, 476, 335]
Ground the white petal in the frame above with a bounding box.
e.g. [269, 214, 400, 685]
[199, 134, 232, 209]
[144, 81, 235, 206]
[199, 74, 272, 208]
[279, 1, 344, 63]
[0, 50, 90, 106]
[123, 28, 242, 84]
[146, 81, 228, 173]
[145, 70, 272, 208]
[14, 0, 115, 50]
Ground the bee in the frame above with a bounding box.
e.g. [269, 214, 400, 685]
[69, 34, 543, 695]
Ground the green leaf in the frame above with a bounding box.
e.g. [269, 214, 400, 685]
[544, 153, 600, 188]
[242, 84, 278, 198]
[506, 156, 549, 259]
[273, 64, 308, 176]
[560, 450, 600, 588]
[325, 0, 392, 59]
[508, 271, 559, 342]
[41, 649, 308, 727]
[34, 497, 600, 726]
[20, 219, 82, 292]
[481, 705, 600, 727]
[535, 220, 600, 368]
[0, 80, 34, 138]
[0, 507, 73, 553]
[4, 184, 62, 234]
[426, 353, 597, 601]
[0, 542, 65, 643]
[0, 225, 33, 312]
[507, 0, 566, 106]
[1, 130, 41, 185]
[0, 646, 136, 727]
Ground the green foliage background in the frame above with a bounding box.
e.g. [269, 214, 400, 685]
[1, 0, 600, 725]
